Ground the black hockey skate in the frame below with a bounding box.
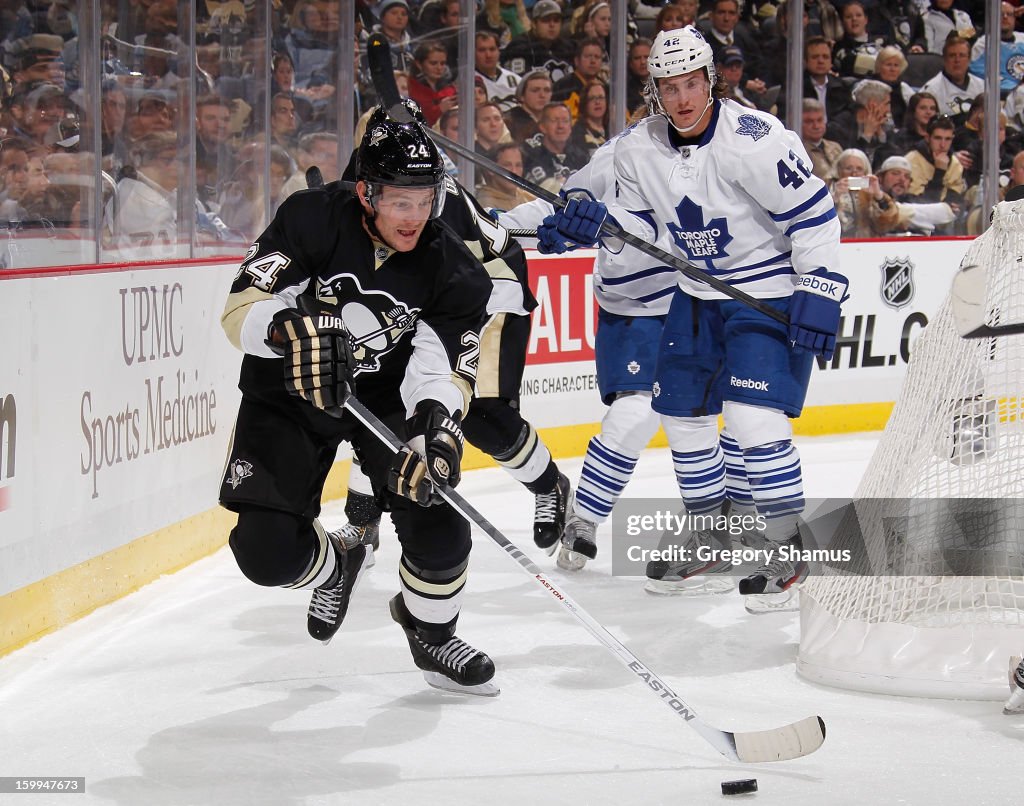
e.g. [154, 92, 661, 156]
[556, 511, 598, 571]
[307, 525, 370, 644]
[534, 472, 573, 552]
[644, 518, 734, 596]
[389, 594, 499, 697]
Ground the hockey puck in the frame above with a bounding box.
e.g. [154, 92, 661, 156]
[721, 778, 758, 796]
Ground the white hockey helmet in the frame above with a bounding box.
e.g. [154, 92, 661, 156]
[645, 26, 716, 117]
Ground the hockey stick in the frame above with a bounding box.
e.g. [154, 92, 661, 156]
[341, 392, 826, 763]
[363, 33, 788, 327]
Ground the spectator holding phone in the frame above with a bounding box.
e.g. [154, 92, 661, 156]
[831, 148, 898, 237]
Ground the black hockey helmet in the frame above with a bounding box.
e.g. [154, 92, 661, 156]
[356, 106, 446, 219]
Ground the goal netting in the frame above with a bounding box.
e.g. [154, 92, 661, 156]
[797, 199, 1024, 700]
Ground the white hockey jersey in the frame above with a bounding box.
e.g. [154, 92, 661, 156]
[609, 101, 841, 301]
[498, 131, 678, 317]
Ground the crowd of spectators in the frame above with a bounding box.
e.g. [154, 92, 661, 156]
[0, 0, 1018, 265]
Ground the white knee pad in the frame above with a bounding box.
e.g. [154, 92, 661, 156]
[661, 413, 720, 452]
[721, 400, 792, 450]
[601, 393, 661, 455]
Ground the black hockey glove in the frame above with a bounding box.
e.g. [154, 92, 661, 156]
[387, 401, 464, 505]
[266, 296, 354, 413]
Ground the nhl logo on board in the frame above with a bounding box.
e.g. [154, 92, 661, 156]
[627, 361, 640, 375]
[879, 256, 915, 310]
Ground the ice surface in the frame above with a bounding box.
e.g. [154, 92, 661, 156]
[1, 435, 1020, 805]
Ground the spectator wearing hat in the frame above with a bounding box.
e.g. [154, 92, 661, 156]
[7, 34, 67, 91]
[370, 0, 416, 73]
[717, 46, 758, 109]
[877, 154, 956, 234]
[475, 29, 521, 113]
[801, 99, 843, 182]
[502, 0, 575, 83]
[124, 90, 175, 143]
[504, 68, 552, 143]
[9, 82, 71, 146]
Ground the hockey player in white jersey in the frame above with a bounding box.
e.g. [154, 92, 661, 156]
[540, 26, 846, 598]
[498, 133, 758, 582]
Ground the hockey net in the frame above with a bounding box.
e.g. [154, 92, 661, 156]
[797, 199, 1024, 699]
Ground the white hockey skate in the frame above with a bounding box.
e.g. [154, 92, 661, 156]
[1004, 655, 1024, 715]
[556, 512, 598, 572]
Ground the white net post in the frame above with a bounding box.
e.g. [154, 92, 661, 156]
[797, 200, 1024, 700]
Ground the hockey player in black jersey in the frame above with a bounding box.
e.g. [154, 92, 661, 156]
[339, 102, 573, 561]
[219, 112, 499, 695]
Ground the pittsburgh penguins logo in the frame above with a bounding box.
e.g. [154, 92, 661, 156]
[317, 274, 420, 375]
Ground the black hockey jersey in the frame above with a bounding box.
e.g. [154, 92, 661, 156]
[222, 184, 492, 421]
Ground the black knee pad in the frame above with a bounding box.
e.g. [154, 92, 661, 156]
[461, 397, 527, 458]
[228, 508, 315, 588]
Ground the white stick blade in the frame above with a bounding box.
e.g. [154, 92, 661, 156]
[951, 262, 989, 338]
[733, 716, 826, 763]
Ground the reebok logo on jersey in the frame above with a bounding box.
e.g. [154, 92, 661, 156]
[730, 376, 769, 392]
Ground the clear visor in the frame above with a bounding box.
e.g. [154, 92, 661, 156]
[368, 180, 446, 221]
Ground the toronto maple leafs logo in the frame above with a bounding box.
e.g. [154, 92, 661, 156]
[652, 382, 661, 398]
[736, 114, 771, 141]
[667, 197, 733, 266]
[627, 361, 640, 375]
[226, 459, 253, 490]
